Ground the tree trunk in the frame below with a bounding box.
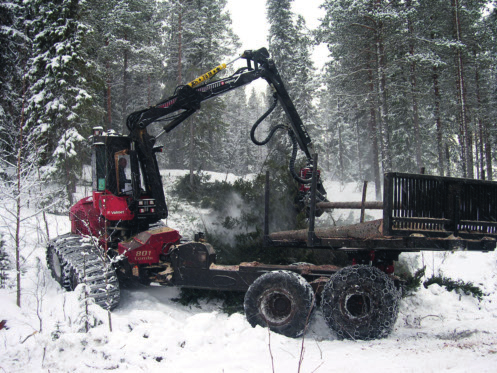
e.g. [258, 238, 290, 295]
[16, 69, 27, 308]
[375, 1, 391, 172]
[472, 51, 492, 180]
[445, 144, 451, 177]
[474, 56, 486, 180]
[177, 6, 183, 85]
[484, 124, 492, 181]
[336, 100, 344, 182]
[189, 119, 194, 188]
[433, 63, 444, 176]
[407, 0, 422, 169]
[122, 41, 129, 134]
[64, 129, 73, 206]
[355, 110, 363, 181]
[106, 72, 112, 130]
[367, 55, 382, 200]
[106, 41, 112, 130]
[452, 0, 472, 178]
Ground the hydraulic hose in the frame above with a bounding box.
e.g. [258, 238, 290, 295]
[250, 97, 320, 189]
[250, 94, 286, 146]
[126, 108, 148, 131]
[288, 129, 312, 185]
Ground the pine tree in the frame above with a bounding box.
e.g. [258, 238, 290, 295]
[414, 0, 492, 178]
[94, 0, 163, 133]
[319, 0, 495, 183]
[161, 0, 239, 177]
[318, 0, 384, 194]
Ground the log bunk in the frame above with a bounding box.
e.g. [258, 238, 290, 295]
[264, 156, 497, 261]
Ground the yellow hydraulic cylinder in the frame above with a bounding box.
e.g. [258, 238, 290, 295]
[187, 63, 227, 88]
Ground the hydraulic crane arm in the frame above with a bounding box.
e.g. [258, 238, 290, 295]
[126, 48, 315, 161]
[125, 48, 327, 216]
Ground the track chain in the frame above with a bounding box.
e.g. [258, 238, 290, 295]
[46, 234, 120, 310]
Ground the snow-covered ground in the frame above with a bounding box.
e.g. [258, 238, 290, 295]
[1, 171, 497, 372]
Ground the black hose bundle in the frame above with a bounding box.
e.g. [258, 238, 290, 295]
[250, 94, 314, 186]
[250, 94, 286, 146]
[126, 109, 148, 132]
[288, 129, 312, 185]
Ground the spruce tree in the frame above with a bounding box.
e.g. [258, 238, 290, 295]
[0, 0, 29, 164]
[24, 0, 95, 206]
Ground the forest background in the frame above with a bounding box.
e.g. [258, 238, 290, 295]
[1, 0, 496, 207]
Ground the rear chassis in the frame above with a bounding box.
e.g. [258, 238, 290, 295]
[123, 166, 497, 294]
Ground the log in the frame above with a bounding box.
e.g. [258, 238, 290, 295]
[316, 201, 383, 210]
[269, 219, 384, 242]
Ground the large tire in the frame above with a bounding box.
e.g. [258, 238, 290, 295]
[46, 234, 121, 310]
[244, 270, 315, 338]
[321, 265, 400, 340]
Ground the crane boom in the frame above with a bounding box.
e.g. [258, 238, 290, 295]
[126, 48, 315, 161]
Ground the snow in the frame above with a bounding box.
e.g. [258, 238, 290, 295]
[31, 91, 45, 104]
[1, 171, 497, 372]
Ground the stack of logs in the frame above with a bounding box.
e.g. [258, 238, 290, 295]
[270, 181, 384, 242]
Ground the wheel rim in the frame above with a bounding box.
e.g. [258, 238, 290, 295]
[259, 289, 295, 326]
[343, 292, 371, 319]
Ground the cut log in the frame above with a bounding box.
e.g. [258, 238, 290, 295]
[316, 201, 383, 210]
[269, 219, 384, 242]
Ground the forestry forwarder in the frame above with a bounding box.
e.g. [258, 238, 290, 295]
[46, 48, 327, 332]
[46, 48, 497, 340]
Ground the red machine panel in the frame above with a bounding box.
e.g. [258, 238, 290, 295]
[70, 196, 105, 238]
[93, 191, 134, 221]
[118, 227, 181, 265]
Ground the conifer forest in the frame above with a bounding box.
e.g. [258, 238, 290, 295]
[1, 0, 496, 205]
[2, 3, 497, 370]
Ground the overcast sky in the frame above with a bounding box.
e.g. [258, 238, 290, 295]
[226, 0, 329, 69]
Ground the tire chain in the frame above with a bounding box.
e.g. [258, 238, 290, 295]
[321, 265, 401, 340]
[47, 234, 120, 310]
